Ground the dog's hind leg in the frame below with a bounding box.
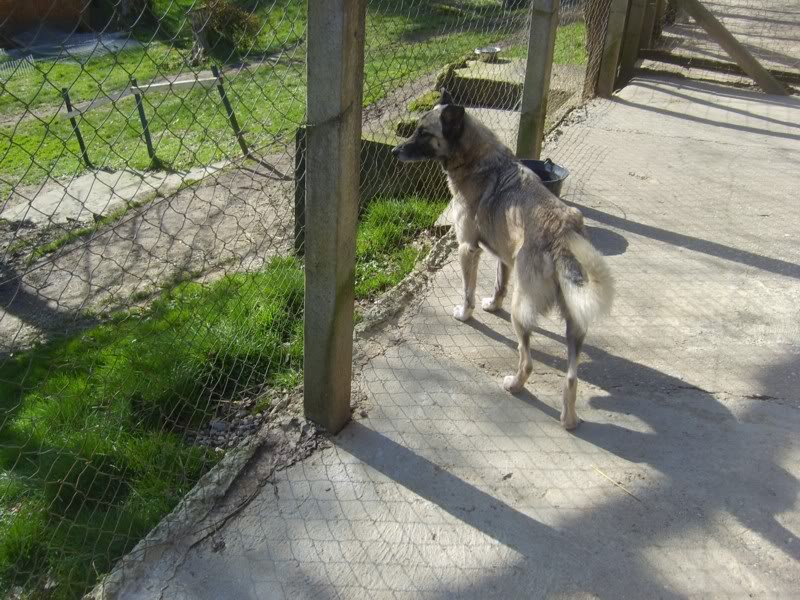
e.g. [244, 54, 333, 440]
[482, 259, 509, 312]
[561, 316, 586, 430]
[503, 252, 553, 393]
[503, 249, 558, 393]
[454, 243, 480, 321]
[503, 312, 533, 393]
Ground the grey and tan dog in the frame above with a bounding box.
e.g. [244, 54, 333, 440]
[392, 90, 613, 429]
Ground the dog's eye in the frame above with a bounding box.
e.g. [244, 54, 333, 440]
[417, 130, 431, 138]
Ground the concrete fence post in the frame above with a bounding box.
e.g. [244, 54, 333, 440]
[516, 0, 560, 159]
[303, 0, 366, 433]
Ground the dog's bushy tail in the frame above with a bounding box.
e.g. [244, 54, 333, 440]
[556, 232, 614, 333]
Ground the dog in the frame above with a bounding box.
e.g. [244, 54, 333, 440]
[391, 90, 614, 429]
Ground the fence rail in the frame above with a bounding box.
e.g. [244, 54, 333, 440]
[60, 76, 223, 119]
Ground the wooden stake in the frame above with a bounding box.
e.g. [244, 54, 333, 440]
[131, 78, 156, 162]
[61, 88, 92, 168]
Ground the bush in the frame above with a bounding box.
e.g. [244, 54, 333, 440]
[205, 0, 261, 56]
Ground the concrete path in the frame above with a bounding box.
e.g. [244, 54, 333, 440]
[112, 75, 800, 599]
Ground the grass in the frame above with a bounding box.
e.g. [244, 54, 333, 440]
[505, 21, 588, 65]
[0, 1, 545, 195]
[356, 197, 447, 298]
[148, 0, 307, 60]
[0, 196, 445, 598]
[0, 256, 304, 598]
[0, 1, 307, 119]
[1, 17, 586, 197]
[0, 43, 185, 118]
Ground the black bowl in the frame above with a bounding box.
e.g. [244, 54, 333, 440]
[519, 158, 569, 196]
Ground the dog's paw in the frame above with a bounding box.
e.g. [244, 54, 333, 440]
[453, 305, 473, 322]
[503, 375, 524, 394]
[560, 412, 581, 431]
[481, 296, 502, 312]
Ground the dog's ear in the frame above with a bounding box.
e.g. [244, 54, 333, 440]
[438, 88, 454, 106]
[440, 104, 465, 143]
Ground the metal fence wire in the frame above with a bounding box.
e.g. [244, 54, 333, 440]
[643, 0, 799, 92]
[0, 1, 607, 597]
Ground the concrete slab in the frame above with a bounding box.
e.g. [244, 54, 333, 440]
[444, 60, 585, 111]
[1, 163, 226, 226]
[456, 59, 586, 90]
[0, 159, 293, 352]
[456, 58, 527, 84]
[108, 74, 800, 599]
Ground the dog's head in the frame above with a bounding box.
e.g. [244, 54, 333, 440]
[391, 89, 465, 163]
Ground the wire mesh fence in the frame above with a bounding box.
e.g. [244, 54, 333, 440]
[2, 2, 306, 597]
[0, 1, 605, 597]
[645, 0, 800, 92]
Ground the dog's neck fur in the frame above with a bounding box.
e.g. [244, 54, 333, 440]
[443, 114, 516, 209]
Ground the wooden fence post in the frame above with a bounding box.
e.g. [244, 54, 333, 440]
[294, 129, 306, 257]
[583, 0, 612, 99]
[516, 0, 560, 159]
[596, 0, 629, 97]
[303, 0, 366, 433]
[640, 0, 658, 49]
[618, 0, 647, 85]
[653, 0, 666, 40]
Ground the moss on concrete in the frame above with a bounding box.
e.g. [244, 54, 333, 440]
[407, 90, 442, 113]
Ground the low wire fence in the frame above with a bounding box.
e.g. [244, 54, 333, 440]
[0, 0, 609, 597]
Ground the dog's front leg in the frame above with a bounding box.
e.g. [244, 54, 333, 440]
[454, 243, 480, 321]
[482, 259, 509, 312]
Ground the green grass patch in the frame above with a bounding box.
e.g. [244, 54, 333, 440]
[0, 196, 445, 597]
[0, 255, 303, 598]
[149, 0, 307, 60]
[504, 21, 588, 65]
[0, 2, 307, 120]
[0, 43, 185, 118]
[0, 61, 307, 195]
[356, 197, 447, 298]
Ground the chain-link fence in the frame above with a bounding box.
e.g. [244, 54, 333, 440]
[642, 0, 799, 92]
[2, 2, 308, 597]
[0, 1, 607, 597]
